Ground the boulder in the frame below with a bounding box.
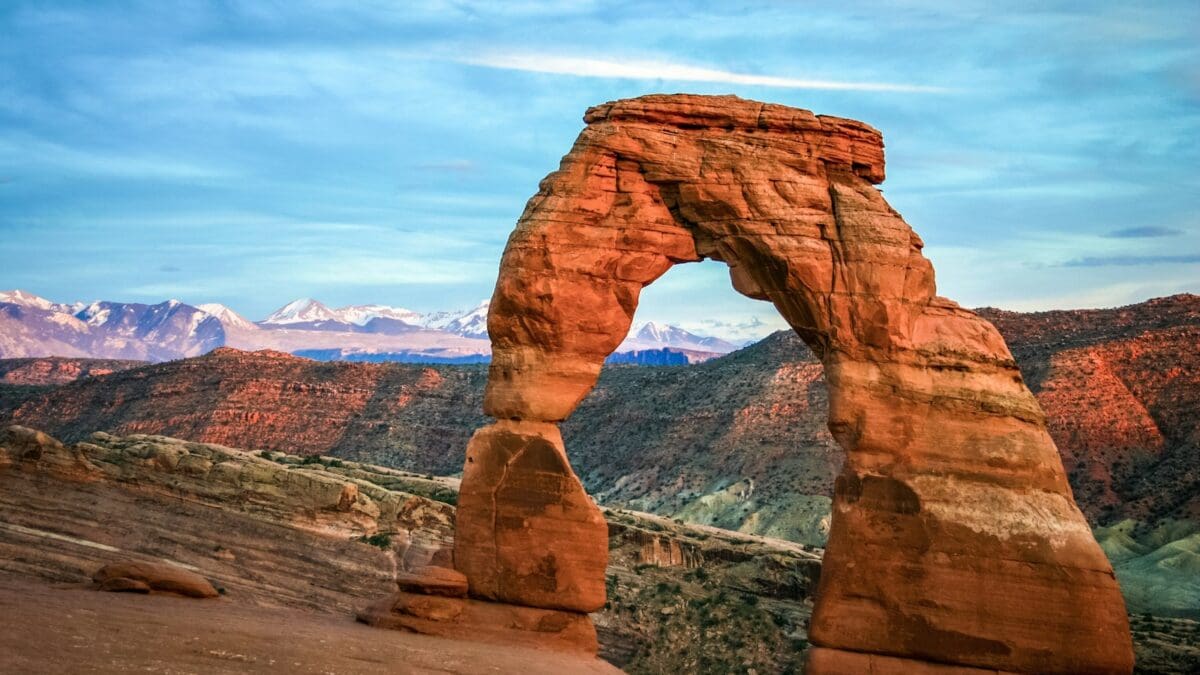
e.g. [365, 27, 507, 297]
[93, 560, 219, 599]
[454, 421, 607, 613]
[395, 565, 468, 598]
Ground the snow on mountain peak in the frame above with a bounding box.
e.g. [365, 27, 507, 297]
[77, 301, 112, 326]
[0, 289, 61, 312]
[198, 303, 258, 331]
[334, 303, 423, 327]
[262, 298, 339, 325]
[441, 299, 489, 338]
[624, 321, 739, 354]
[636, 321, 669, 342]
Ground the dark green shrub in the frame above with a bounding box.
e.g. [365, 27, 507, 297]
[358, 532, 392, 549]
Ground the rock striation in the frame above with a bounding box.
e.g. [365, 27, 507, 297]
[93, 560, 219, 598]
[458, 94, 1133, 673]
[0, 357, 143, 386]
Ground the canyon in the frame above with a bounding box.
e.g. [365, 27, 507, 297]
[2, 294, 1195, 553]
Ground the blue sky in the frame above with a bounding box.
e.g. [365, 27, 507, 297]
[1, 1, 1197, 336]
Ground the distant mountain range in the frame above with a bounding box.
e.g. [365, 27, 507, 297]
[0, 290, 741, 364]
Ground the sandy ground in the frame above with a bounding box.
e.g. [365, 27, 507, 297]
[0, 574, 621, 675]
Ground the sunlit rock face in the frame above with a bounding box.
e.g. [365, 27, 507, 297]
[455, 94, 1133, 673]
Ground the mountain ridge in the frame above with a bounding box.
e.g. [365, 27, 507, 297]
[0, 291, 739, 364]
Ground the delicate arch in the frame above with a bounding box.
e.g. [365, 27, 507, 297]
[454, 95, 1133, 674]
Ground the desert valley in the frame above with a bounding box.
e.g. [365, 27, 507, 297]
[2, 290, 1198, 673]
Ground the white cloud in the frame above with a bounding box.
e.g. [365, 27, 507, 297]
[459, 53, 949, 93]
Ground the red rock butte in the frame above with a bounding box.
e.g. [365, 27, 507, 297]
[453, 94, 1133, 673]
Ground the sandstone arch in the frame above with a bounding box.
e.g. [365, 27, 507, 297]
[454, 95, 1133, 673]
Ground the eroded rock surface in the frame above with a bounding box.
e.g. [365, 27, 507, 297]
[461, 94, 1133, 673]
[357, 590, 599, 654]
[93, 560, 219, 598]
[455, 420, 608, 612]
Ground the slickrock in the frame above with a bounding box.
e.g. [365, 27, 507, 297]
[357, 591, 598, 654]
[459, 94, 1133, 673]
[93, 560, 219, 599]
[0, 427, 834, 673]
[395, 565, 468, 597]
[0, 425, 457, 615]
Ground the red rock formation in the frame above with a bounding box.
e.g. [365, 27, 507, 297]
[458, 94, 1133, 673]
[455, 421, 608, 612]
[0, 357, 143, 386]
[93, 560, 219, 598]
[3, 348, 487, 472]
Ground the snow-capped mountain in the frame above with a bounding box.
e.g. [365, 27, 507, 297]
[261, 299, 424, 331]
[440, 300, 489, 339]
[197, 303, 258, 331]
[0, 290, 755, 364]
[75, 299, 225, 360]
[0, 289, 73, 314]
[260, 298, 485, 336]
[261, 298, 342, 325]
[335, 304, 424, 327]
[0, 302, 91, 358]
[620, 321, 739, 354]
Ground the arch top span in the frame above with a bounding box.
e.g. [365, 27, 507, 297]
[455, 94, 1134, 674]
[485, 94, 934, 423]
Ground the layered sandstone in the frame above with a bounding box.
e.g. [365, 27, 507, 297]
[2, 347, 487, 472]
[93, 560, 219, 598]
[462, 94, 1133, 673]
[0, 357, 143, 385]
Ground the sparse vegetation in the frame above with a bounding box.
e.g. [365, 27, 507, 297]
[356, 532, 392, 550]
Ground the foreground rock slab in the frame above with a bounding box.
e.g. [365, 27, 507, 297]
[0, 573, 619, 675]
[93, 560, 219, 598]
[357, 591, 597, 654]
[457, 93, 1134, 674]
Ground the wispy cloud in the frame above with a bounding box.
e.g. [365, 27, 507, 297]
[1105, 226, 1184, 238]
[415, 159, 478, 173]
[459, 53, 950, 93]
[1062, 254, 1200, 267]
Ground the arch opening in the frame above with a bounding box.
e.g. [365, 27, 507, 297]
[452, 94, 1133, 674]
